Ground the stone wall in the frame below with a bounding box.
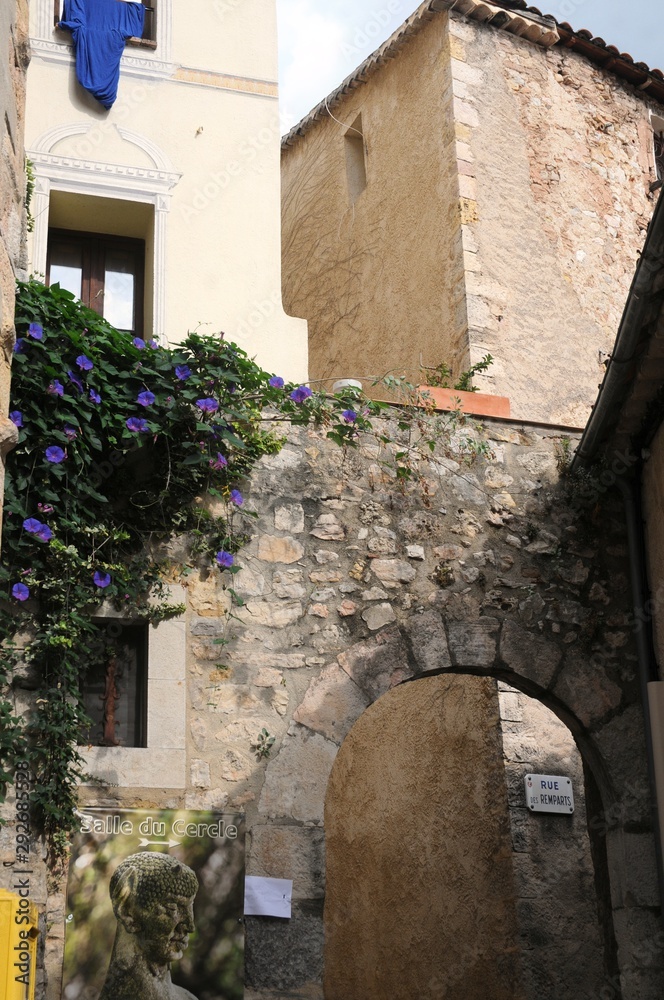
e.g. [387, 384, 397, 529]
[3, 408, 663, 999]
[0, 0, 28, 544]
[281, 8, 664, 425]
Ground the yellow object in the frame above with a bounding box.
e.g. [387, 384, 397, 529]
[0, 889, 38, 1000]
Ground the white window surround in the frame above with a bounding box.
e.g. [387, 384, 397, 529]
[652, 113, 664, 182]
[81, 586, 187, 789]
[33, 0, 174, 80]
[28, 122, 181, 344]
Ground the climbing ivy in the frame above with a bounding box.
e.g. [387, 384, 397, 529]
[0, 280, 379, 861]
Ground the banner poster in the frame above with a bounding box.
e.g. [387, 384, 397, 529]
[63, 809, 245, 1000]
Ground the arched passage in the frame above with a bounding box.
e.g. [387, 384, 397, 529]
[324, 673, 607, 1000]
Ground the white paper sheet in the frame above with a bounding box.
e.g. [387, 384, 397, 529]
[244, 876, 293, 918]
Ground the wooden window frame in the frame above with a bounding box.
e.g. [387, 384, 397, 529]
[55, 1, 158, 49]
[47, 228, 146, 338]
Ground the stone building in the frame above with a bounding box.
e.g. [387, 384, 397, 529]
[281, 0, 664, 426]
[24, 0, 307, 379]
[0, 0, 29, 545]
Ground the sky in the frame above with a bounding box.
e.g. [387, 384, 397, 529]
[277, 0, 664, 129]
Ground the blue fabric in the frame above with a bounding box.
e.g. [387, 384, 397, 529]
[60, 0, 145, 109]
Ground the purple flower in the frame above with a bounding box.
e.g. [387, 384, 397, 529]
[64, 425, 78, 441]
[137, 391, 155, 407]
[13, 339, 25, 354]
[93, 571, 111, 589]
[196, 398, 219, 414]
[148, 339, 159, 349]
[175, 365, 192, 381]
[209, 452, 228, 471]
[76, 354, 93, 371]
[229, 489, 243, 506]
[38, 503, 55, 514]
[68, 370, 84, 393]
[48, 380, 65, 397]
[269, 376, 285, 389]
[28, 323, 44, 340]
[126, 417, 149, 433]
[23, 518, 43, 535]
[216, 550, 234, 569]
[36, 525, 53, 542]
[289, 385, 313, 403]
[9, 411, 23, 428]
[12, 583, 29, 602]
[89, 389, 101, 404]
[133, 338, 145, 350]
[45, 446, 66, 464]
[342, 409, 358, 424]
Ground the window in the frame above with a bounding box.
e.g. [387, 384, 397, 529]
[656, 131, 664, 183]
[55, 1, 157, 47]
[79, 622, 148, 748]
[47, 229, 145, 337]
[345, 115, 367, 205]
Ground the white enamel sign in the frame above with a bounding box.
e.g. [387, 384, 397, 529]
[525, 774, 574, 814]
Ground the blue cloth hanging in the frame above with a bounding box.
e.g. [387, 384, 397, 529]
[60, 0, 146, 110]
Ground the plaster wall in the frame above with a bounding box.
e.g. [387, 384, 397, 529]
[281, 10, 663, 423]
[0, 0, 28, 546]
[24, 0, 307, 381]
[324, 674, 522, 1000]
[281, 14, 463, 391]
[4, 412, 662, 999]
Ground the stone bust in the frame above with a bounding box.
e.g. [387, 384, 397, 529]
[98, 852, 199, 1000]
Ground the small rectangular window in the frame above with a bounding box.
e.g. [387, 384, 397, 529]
[56, 1, 157, 47]
[79, 622, 148, 748]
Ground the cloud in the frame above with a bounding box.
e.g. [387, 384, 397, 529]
[278, 0, 416, 129]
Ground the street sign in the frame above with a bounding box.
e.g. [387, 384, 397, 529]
[525, 774, 574, 814]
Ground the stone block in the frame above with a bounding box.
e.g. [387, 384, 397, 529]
[338, 626, 413, 702]
[371, 559, 417, 584]
[249, 826, 326, 899]
[554, 655, 623, 728]
[190, 759, 210, 788]
[245, 901, 323, 992]
[500, 620, 562, 689]
[237, 601, 304, 628]
[594, 706, 651, 825]
[613, 906, 664, 971]
[362, 603, 397, 631]
[258, 727, 338, 822]
[404, 610, 452, 672]
[274, 569, 307, 599]
[258, 535, 305, 564]
[448, 618, 499, 668]
[310, 514, 345, 541]
[293, 665, 370, 744]
[275, 503, 305, 533]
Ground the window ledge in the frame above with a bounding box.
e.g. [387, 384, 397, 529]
[127, 37, 158, 50]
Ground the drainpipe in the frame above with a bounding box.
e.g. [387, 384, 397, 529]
[616, 474, 664, 906]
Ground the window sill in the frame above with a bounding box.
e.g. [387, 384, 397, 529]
[126, 37, 158, 50]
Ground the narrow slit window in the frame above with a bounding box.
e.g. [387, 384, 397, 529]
[345, 115, 367, 205]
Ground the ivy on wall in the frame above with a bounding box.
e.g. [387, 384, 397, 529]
[0, 280, 378, 862]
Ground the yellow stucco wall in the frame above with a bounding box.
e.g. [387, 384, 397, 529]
[24, 0, 307, 382]
[282, 14, 464, 392]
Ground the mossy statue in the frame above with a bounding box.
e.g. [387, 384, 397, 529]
[98, 852, 199, 1000]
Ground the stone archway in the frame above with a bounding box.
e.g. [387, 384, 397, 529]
[323, 673, 606, 1000]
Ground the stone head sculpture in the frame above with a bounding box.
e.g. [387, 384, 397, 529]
[100, 852, 199, 1000]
